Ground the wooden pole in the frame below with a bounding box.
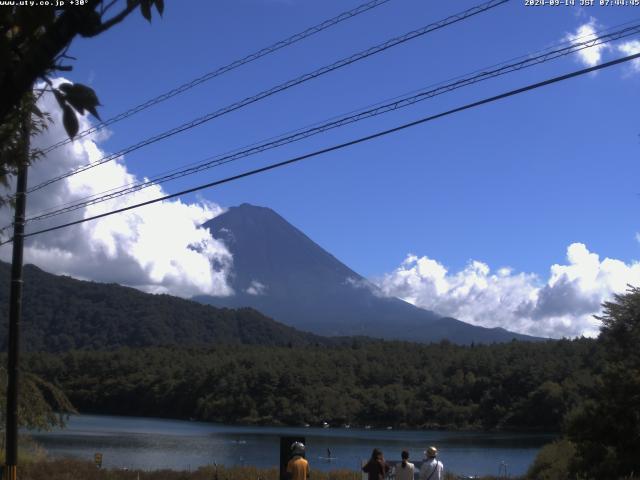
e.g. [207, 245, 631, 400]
[5, 111, 29, 480]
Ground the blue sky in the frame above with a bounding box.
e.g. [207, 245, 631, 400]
[63, 0, 639, 277]
[3, 0, 640, 337]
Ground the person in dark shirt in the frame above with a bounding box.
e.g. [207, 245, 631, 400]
[362, 448, 390, 480]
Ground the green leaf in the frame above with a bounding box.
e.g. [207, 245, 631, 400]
[154, 0, 164, 16]
[86, 105, 101, 121]
[59, 83, 101, 120]
[58, 83, 71, 92]
[53, 89, 66, 109]
[140, 0, 152, 22]
[62, 104, 79, 139]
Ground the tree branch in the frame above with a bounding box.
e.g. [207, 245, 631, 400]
[89, 1, 140, 37]
[0, 1, 142, 124]
[101, 0, 120, 16]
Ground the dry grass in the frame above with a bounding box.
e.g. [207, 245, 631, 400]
[18, 459, 361, 480]
[16, 458, 640, 480]
[15, 459, 517, 480]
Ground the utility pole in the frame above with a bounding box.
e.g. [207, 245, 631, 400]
[4, 110, 30, 480]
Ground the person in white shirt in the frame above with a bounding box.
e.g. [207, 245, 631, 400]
[419, 446, 443, 480]
[395, 450, 415, 480]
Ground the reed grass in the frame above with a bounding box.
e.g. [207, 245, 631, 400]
[19, 459, 361, 480]
[16, 458, 518, 480]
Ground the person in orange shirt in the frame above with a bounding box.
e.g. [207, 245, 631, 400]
[286, 441, 310, 480]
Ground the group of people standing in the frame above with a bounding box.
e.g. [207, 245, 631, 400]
[362, 446, 444, 480]
[285, 442, 444, 480]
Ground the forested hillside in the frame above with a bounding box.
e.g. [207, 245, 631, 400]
[24, 338, 598, 431]
[0, 262, 328, 351]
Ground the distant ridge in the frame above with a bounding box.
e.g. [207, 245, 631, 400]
[0, 261, 330, 352]
[197, 203, 540, 344]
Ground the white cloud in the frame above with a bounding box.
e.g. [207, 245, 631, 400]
[572, 7, 588, 19]
[564, 18, 609, 68]
[345, 276, 384, 297]
[246, 280, 267, 295]
[617, 40, 640, 74]
[377, 243, 640, 339]
[0, 81, 233, 298]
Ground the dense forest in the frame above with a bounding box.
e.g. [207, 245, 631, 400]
[2, 261, 637, 478]
[24, 338, 599, 432]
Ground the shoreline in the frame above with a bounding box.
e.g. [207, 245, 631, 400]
[66, 410, 559, 436]
[28, 413, 548, 477]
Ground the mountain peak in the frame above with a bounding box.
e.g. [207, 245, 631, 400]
[203, 204, 361, 297]
[232, 202, 272, 212]
[199, 205, 539, 344]
[219, 203, 294, 231]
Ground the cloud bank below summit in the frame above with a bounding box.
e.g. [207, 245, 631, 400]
[377, 243, 640, 339]
[0, 84, 233, 298]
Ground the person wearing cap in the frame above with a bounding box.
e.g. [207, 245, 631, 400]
[286, 441, 310, 480]
[419, 446, 443, 480]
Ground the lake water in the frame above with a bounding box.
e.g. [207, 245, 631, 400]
[29, 414, 553, 477]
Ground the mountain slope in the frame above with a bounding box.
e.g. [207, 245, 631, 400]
[197, 203, 538, 344]
[0, 262, 328, 352]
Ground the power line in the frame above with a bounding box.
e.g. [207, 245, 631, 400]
[25, 0, 509, 195]
[30, 17, 640, 220]
[10, 19, 638, 229]
[20, 18, 640, 227]
[23, 21, 640, 224]
[2, 51, 636, 246]
[39, 0, 394, 155]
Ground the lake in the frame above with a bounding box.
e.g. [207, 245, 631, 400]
[29, 414, 554, 477]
